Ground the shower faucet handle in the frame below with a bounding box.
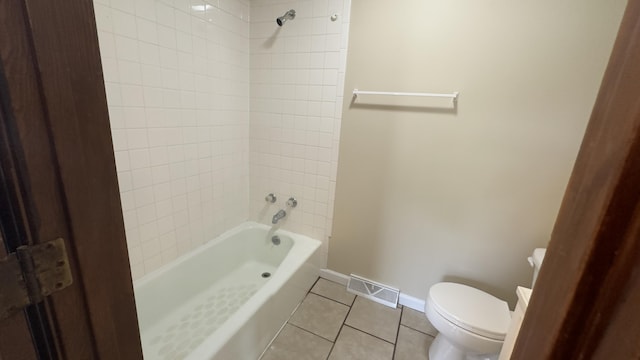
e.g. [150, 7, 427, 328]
[286, 197, 297, 207]
[265, 193, 277, 203]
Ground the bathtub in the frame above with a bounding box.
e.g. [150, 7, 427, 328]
[134, 222, 321, 360]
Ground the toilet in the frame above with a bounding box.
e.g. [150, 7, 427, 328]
[425, 248, 546, 360]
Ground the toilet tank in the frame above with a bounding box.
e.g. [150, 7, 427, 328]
[528, 248, 546, 287]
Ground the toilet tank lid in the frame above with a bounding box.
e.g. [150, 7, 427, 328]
[532, 248, 547, 269]
[428, 282, 511, 341]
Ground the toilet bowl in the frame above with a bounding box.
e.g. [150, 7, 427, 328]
[425, 282, 511, 360]
[425, 248, 547, 360]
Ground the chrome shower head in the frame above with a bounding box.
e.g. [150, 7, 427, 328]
[276, 9, 296, 26]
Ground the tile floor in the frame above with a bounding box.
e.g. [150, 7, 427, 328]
[261, 278, 439, 360]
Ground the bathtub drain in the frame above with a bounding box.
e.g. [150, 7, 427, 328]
[261, 272, 271, 278]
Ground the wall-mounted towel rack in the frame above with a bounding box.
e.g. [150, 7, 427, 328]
[352, 89, 459, 104]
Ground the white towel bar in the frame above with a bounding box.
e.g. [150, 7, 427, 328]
[352, 89, 459, 103]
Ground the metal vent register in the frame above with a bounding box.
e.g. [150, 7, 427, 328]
[347, 274, 399, 308]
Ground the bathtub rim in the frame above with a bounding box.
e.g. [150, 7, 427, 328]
[132, 221, 322, 360]
[134, 221, 300, 289]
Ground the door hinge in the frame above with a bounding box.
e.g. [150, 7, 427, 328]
[0, 238, 73, 320]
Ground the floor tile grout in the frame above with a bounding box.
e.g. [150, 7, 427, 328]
[399, 323, 436, 339]
[309, 290, 354, 307]
[329, 290, 359, 357]
[391, 307, 404, 359]
[400, 307, 439, 338]
[310, 277, 358, 306]
[286, 322, 337, 344]
[277, 277, 343, 350]
[346, 296, 402, 344]
[325, 323, 345, 360]
[264, 277, 435, 360]
[341, 324, 398, 347]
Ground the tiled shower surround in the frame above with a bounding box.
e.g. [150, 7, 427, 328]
[94, 0, 251, 278]
[94, 0, 351, 278]
[249, 0, 351, 265]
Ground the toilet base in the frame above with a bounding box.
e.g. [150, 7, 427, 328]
[429, 334, 499, 360]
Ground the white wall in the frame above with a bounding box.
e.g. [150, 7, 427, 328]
[94, 0, 250, 279]
[248, 0, 352, 266]
[328, 0, 626, 305]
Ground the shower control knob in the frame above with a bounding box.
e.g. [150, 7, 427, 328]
[265, 193, 277, 203]
[286, 197, 298, 207]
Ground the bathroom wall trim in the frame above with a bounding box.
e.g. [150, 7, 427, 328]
[398, 293, 427, 313]
[320, 269, 426, 312]
[319, 268, 350, 285]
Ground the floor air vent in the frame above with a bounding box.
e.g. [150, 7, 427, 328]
[347, 274, 399, 308]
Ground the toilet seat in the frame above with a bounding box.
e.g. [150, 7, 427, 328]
[428, 282, 511, 341]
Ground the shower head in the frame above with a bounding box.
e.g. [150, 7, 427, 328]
[276, 9, 296, 26]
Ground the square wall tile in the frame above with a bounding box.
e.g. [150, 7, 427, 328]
[97, 0, 352, 278]
[249, 0, 352, 257]
[94, 0, 251, 279]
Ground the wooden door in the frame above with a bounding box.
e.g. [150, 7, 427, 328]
[0, 0, 142, 358]
[0, 229, 38, 359]
[512, 1, 640, 358]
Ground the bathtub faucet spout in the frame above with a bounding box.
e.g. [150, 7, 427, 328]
[272, 209, 286, 224]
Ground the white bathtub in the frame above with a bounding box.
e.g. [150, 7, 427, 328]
[134, 222, 321, 360]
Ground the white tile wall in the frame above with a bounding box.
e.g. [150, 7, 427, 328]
[249, 0, 351, 265]
[94, 0, 251, 279]
[95, 0, 350, 278]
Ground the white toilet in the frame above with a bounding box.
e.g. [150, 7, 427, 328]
[425, 248, 546, 360]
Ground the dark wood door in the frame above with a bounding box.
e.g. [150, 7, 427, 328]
[0, 232, 38, 360]
[512, 1, 640, 358]
[0, 0, 142, 358]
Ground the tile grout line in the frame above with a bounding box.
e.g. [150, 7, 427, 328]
[399, 323, 437, 339]
[392, 307, 404, 359]
[273, 279, 414, 359]
[342, 324, 398, 347]
[260, 276, 326, 359]
[309, 276, 322, 290]
[287, 322, 337, 344]
[309, 290, 355, 307]
[259, 279, 317, 360]
[324, 324, 343, 360]
[325, 292, 358, 359]
[399, 308, 438, 338]
[258, 317, 289, 360]
[342, 296, 403, 346]
[310, 277, 358, 306]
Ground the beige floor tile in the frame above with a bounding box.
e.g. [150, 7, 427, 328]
[311, 278, 356, 306]
[393, 325, 433, 360]
[400, 307, 438, 337]
[328, 326, 394, 360]
[345, 296, 401, 343]
[289, 293, 350, 341]
[261, 324, 333, 360]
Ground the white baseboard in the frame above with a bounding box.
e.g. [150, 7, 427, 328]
[399, 293, 425, 312]
[319, 268, 349, 285]
[319, 268, 426, 313]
